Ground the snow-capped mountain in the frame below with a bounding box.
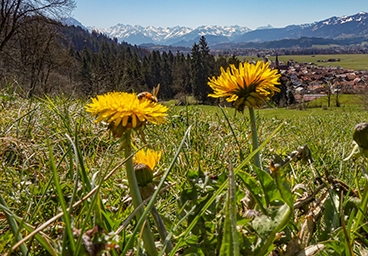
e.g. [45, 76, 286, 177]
[255, 24, 274, 30]
[67, 12, 368, 46]
[89, 24, 251, 45]
[232, 11, 368, 43]
[307, 11, 368, 38]
[320, 11, 367, 26]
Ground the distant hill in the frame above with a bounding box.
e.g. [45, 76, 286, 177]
[232, 12, 368, 43]
[58, 22, 150, 57]
[141, 36, 368, 55]
[60, 17, 88, 30]
[212, 36, 368, 50]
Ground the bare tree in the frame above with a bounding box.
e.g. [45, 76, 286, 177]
[0, 14, 77, 97]
[0, 0, 75, 52]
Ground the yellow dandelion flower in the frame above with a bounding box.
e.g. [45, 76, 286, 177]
[133, 149, 161, 187]
[86, 91, 168, 137]
[133, 149, 161, 171]
[208, 61, 281, 112]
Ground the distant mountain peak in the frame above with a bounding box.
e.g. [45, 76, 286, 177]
[256, 24, 273, 30]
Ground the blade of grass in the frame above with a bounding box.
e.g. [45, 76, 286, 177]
[0, 194, 28, 256]
[340, 190, 354, 256]
[0, 206, 58, 256]
[219, 105, 244, 161]
[61, 132, 80, 256]
[48, 140, 76, 253]
[219, 160, 239, 256]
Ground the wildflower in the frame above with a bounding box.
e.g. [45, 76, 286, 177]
[134, 148, 161, 172]
[208, 61, 281, 169]
[86, 91, 168, 137]
[86, 92, 163, 255]
[133, 149, 161, 187]
[133, 148, 173, 251]
[208, 61, 281, 112]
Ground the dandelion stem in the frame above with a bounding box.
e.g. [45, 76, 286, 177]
[248, 106, 261, 169]
[151, 206, 174, 254]
[124, 131, 158, 256]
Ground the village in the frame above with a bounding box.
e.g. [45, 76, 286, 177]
[267, 57, 368, 103]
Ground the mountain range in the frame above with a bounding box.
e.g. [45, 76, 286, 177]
[64, 12, 368, 47]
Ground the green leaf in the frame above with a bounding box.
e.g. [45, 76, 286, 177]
[237, 171, 267, 215]
[182, 247, 206, 256]
[322, 240, 345, 255]
[252, 204, 291, 256]
[273, 167, 294, 210]
[320, 191, 340, 240]
[254, 167, 283, 207]
[219, 163, 240, 256]
[181, 188, 198, 203]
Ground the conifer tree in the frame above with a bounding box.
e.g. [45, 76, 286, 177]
[147, 51, 162, 90]
[190, 43, 203, 102]
[160, 51, 173, 99]
[172, 52, 191, 97]
[191, 36, 216, 103]
[141, 56, 150, 87]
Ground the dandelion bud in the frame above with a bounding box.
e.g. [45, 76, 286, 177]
[345, 123, 368, 161]
[134, 163, 154, 187]
[353, 123, 368, 149]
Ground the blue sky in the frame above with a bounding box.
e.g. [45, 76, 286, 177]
[72, 0, 367, 29]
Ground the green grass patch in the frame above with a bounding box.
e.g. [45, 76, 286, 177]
[305, 94, 365, 108]
[237, 54, 368, 71]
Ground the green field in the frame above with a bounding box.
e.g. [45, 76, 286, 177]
[173, 102, 365, 121]
[2, 90, 368, 255]
[165, 94, 367, 119]
[237, 54, 368, 71]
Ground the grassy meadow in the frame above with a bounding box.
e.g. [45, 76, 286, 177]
[1, 87, 368, 255]
[237, 54, 368, 71]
